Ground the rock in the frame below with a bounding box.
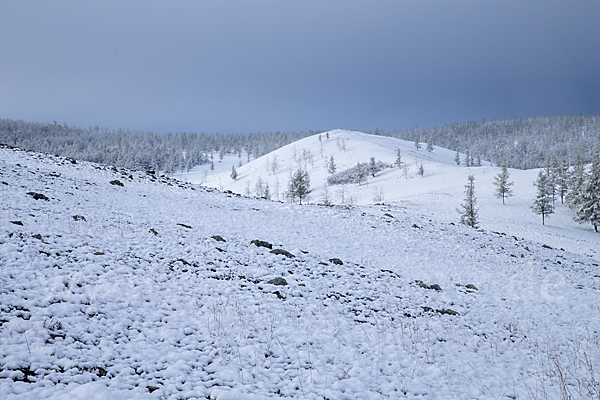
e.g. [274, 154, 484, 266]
[149, 228, 158, 236]
[26, 192, 49, 201]
[251, 239, 273, 249]
[72, 215, 86, 222]
[465, 284, 478, 290]
[329, 258, 343, 265]
[273, 291, 285, 299]
[268, 277, 288, 286]
[270, 249, 295, 258]
[109, 180, 124, 187]
[177, 223, 192, 229]
[211, 235, 226, 242]
[384, 213, 394, 218]
[429, 284, 443, 292]
[412, 224, 421, 229]
[10, 220, 23, 226]
[436, 308, 459, 316]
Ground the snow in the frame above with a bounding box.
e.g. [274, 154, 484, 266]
[1, 140, 599, 399]
[192, 129, 599, 258]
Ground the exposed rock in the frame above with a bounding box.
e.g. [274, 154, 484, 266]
[149, 228, 158, 236]
[329, 258, 343, 265]
[177, 223, 192, 229]
[109, 180, 124, 187]
[211, 235, 226, 242]
[437, 308, 459, 316]
[270, 249, 295, 258]
[251, 239, 273, 249]
[268, 277, 288, 286]
[10, 221, 23, 226]
[465, 284, 478, 290]
[26, 192, 49, 201]
[72, 215, 86, 222]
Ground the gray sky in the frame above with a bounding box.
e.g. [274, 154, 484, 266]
[1, 1, 599, 134]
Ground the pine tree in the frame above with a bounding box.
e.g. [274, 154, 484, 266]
[454, 151, 461, 166]
[264, 183, 271, 200]
[426, 139, 434, 152]
[417, 164, 425, 178]
[556, 157, 569, 204]
[395, 149, 402, 169]
[566, 157, 586, 210]
[230, 165, 237, 180]
[356, 163, 366, 185]
[493, 164, 513, 205]
[327, 156, 337, 175]
[288, 168, 310, 204]
[458, 174, 479, 228]
[575, 147, 600, 232]
[414, 137, 421, 150]
[368, 157, 377, 177]
[531, 170, 554, 225]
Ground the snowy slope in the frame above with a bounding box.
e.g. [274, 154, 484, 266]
[1, 145, 599, 399]
[183, 129, 599, 259]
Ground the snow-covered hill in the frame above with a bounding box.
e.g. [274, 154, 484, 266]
[1, 145, 599, 399]
[180, 129, 599, 259]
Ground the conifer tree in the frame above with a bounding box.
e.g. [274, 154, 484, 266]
[417, 164, 425, 178]
[327, 156, 337, 175]
[230, 165, 237, 180]
[395, 149, 402, 169]
[368, 157, 377, 177]
[426, 139, 434, 152]
[288, 168, 310, 204]
[454, 151, 461, 166]
[458, 174, 479, 228]
[356, 163, 366, 185]
[531, 170, 554, 225]
[493, 164, 513, 205]
[575, 147, 600, 232]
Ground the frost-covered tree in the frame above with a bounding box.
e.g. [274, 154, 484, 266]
[255, 177, 264, 198]
[230, 165, 237, 180]
[264, 183, 271, 200]
[556, 157, 569, 204]
[356, 163, 367, 185]
[574, 147, 600, 232]
[566, 156, 586, 210]
[454, 151, 461, 166]
[414, 137, 421, 150]
[395, 149, 402, 169]
[493, 164, 513, 205]
[368, 157, 377, 177]
[417, 164, 425, 178]
[327, 156, 337, 175]
[458, 174, 478, 228]
[288, 168, 310, 204]
[426, 139, 434, 152]
[531, 170, 554, 225]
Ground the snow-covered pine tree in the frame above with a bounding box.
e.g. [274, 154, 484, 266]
[417, 164, 425, 178]
[566, 156, 586, 210]
[288, 168, 310, 204]
[356, 163, 366, 185]
[458, 174, 478, 228]
[395, 149, 402, 169]
[556, 157, 569, 204]
[426, 139, 434, 152]
[531, 170, 554, 225]
[230, 165, 237, 180]
[574, 147, 600, 232]
[327, 156, 337, 175]
[493, 164, 513, 205]
[368, 157, 377, 177]
[454, 151, 461, 166]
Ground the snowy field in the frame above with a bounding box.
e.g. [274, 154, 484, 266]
[183, 130, 599, 259]
[1, 141, 600, 399]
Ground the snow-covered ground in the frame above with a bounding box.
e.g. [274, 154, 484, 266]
[1, 142, 599, 399]
[184, 129, 599, 259]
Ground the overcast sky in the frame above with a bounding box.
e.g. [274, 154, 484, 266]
[1, 1, 599, 134]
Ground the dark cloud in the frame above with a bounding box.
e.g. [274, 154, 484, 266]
[1, 0, 598, 133]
